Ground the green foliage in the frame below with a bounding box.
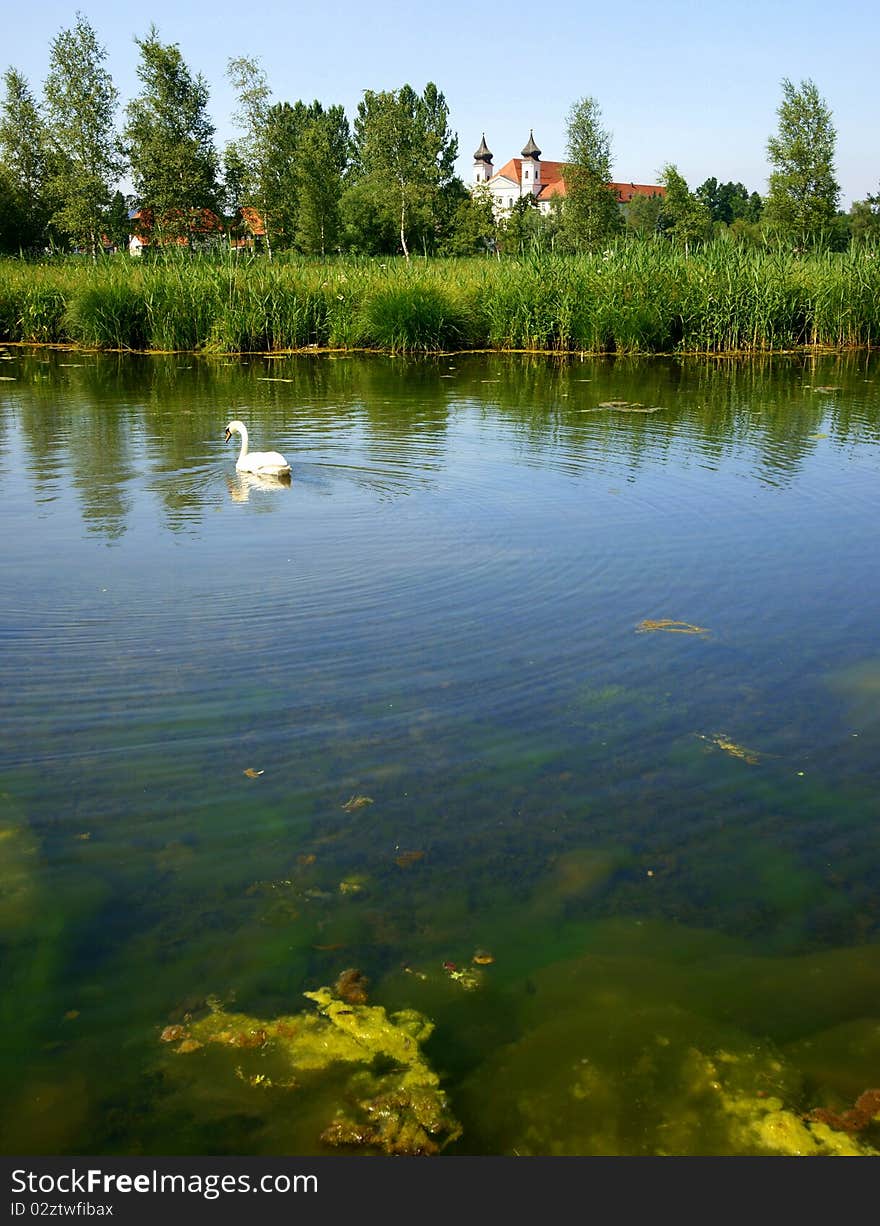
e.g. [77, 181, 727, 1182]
[659, 165, 712, 253]
[442, 184, 498, 255]
[765, 78, 840, 249]
[499, 195, 555, 256]
[625, 192, 664, 239]
[359, 280, 471, 351]
[43, 13, 122, 257]
[123, 26, 220, 245]
[348, 82, 459, 258]
[294, 108, 350, 255]
[849, 192, 880, 246]
[2, 245, 879, 354]
[695, 178, 763, 225]
[0, 69, 51, 251]
[561, 96, 622, 250]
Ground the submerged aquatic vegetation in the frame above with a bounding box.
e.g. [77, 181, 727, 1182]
[162, 986, 460, 1154]
[807, 1088, 880, 1134]
[334, 968, 369, 1004]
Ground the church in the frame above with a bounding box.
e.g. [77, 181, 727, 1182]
[472, 131, 664, 217]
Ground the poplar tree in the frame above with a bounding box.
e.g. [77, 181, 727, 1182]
[294, 108, 350, 255]
[226, 56, 275, 256]
[43, 13, 122, 257]
[561, 96, 622, 250]
[765, 78, 839, 249]
[0, 69, 50, 248]
[124, 27, 220, 247]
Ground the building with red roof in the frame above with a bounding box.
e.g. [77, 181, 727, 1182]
[472, 132, 664, 217]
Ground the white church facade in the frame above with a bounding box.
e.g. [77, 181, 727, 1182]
[472, 131, 664, 218]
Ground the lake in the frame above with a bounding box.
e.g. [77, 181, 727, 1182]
[1, 346, 879, 1156]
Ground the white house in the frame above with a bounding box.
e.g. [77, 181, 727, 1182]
[472, 132, 665, 218]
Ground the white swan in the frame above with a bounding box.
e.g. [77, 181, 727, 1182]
[224, 420, 291, 476]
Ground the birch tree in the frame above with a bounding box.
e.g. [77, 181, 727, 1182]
[43, 12, 122, 257]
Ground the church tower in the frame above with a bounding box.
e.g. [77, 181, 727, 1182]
[520, 130, 541, 195]
[473, 134, 494, 184]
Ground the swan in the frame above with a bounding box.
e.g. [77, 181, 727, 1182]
[224, 420, 291, 476]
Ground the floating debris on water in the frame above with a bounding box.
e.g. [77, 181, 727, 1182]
[637, 619, 709, 635]
[395, 850, 425, 868]
[472, 950, 494, 965]
[810, 386, 841, 392]
[697, 733, 761, 765]
[297, 853, 316, 867]
[339, 876, 367, 895]
[243, 767, 264, 778]
[596, 401, 665, 413]
[160, 1025, 186, 1043]
[342, 794, 373, 812]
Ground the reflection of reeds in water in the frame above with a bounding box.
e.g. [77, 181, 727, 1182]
[1, 245, 879, 354]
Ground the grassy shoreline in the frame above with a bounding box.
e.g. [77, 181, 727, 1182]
[1, 245, 878, 355]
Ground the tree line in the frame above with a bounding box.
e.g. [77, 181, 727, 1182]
[0, 14, 877, 259]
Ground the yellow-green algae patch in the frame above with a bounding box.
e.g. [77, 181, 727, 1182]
[162, 987, 460, 1154]
[453, 921, 880, 1155]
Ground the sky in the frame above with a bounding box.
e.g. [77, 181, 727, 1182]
[1, 0, 877, 208]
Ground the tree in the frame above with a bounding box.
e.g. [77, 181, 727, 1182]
[0, 69, 50, 249]
[658, 165, 711, 253]
[625, 191, 663, 239]
[499, 194, 551, 255]
[294, 107, 350, 255]
[849, 191, 880, 245]
[765, 78, 839, 249]
[348, 82, 458, 258]
[226, 56, 276, 255]
[43, 12, 122, 257]
[123, 27, 220, 247]
[560, 96, 621, 250]
[440, 182, 497, 255]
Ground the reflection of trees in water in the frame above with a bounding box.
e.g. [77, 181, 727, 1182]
[5, 348, 880, 535]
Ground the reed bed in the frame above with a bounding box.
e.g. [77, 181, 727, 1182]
[0, 244, 877, 354]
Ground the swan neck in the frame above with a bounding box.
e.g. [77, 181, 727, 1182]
[237, 424, 249, 461]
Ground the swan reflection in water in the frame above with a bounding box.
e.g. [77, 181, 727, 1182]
[226, 470, 292, 502]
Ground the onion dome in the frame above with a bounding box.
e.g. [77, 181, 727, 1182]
[521, 130, 541, 159]
[473, 133, 493, 162]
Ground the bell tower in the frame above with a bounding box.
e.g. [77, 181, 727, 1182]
[473, 133, 494, 184]
[520, 130, 541, 195]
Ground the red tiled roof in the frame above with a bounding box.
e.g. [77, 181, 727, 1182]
[239, 206, 266, 236]
[131, 207, 225, 245]
[609, 182, 667, 203]
[489, 158, 665, 202]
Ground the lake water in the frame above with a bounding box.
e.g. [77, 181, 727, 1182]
[1, 347, 879, 1156]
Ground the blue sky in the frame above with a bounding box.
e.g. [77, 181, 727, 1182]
[2, 0, 877, 207]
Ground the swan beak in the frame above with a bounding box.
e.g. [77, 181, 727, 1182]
[224, 428, 231, 442]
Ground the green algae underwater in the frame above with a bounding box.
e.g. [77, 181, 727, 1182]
[1, 348, 880, 1156]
